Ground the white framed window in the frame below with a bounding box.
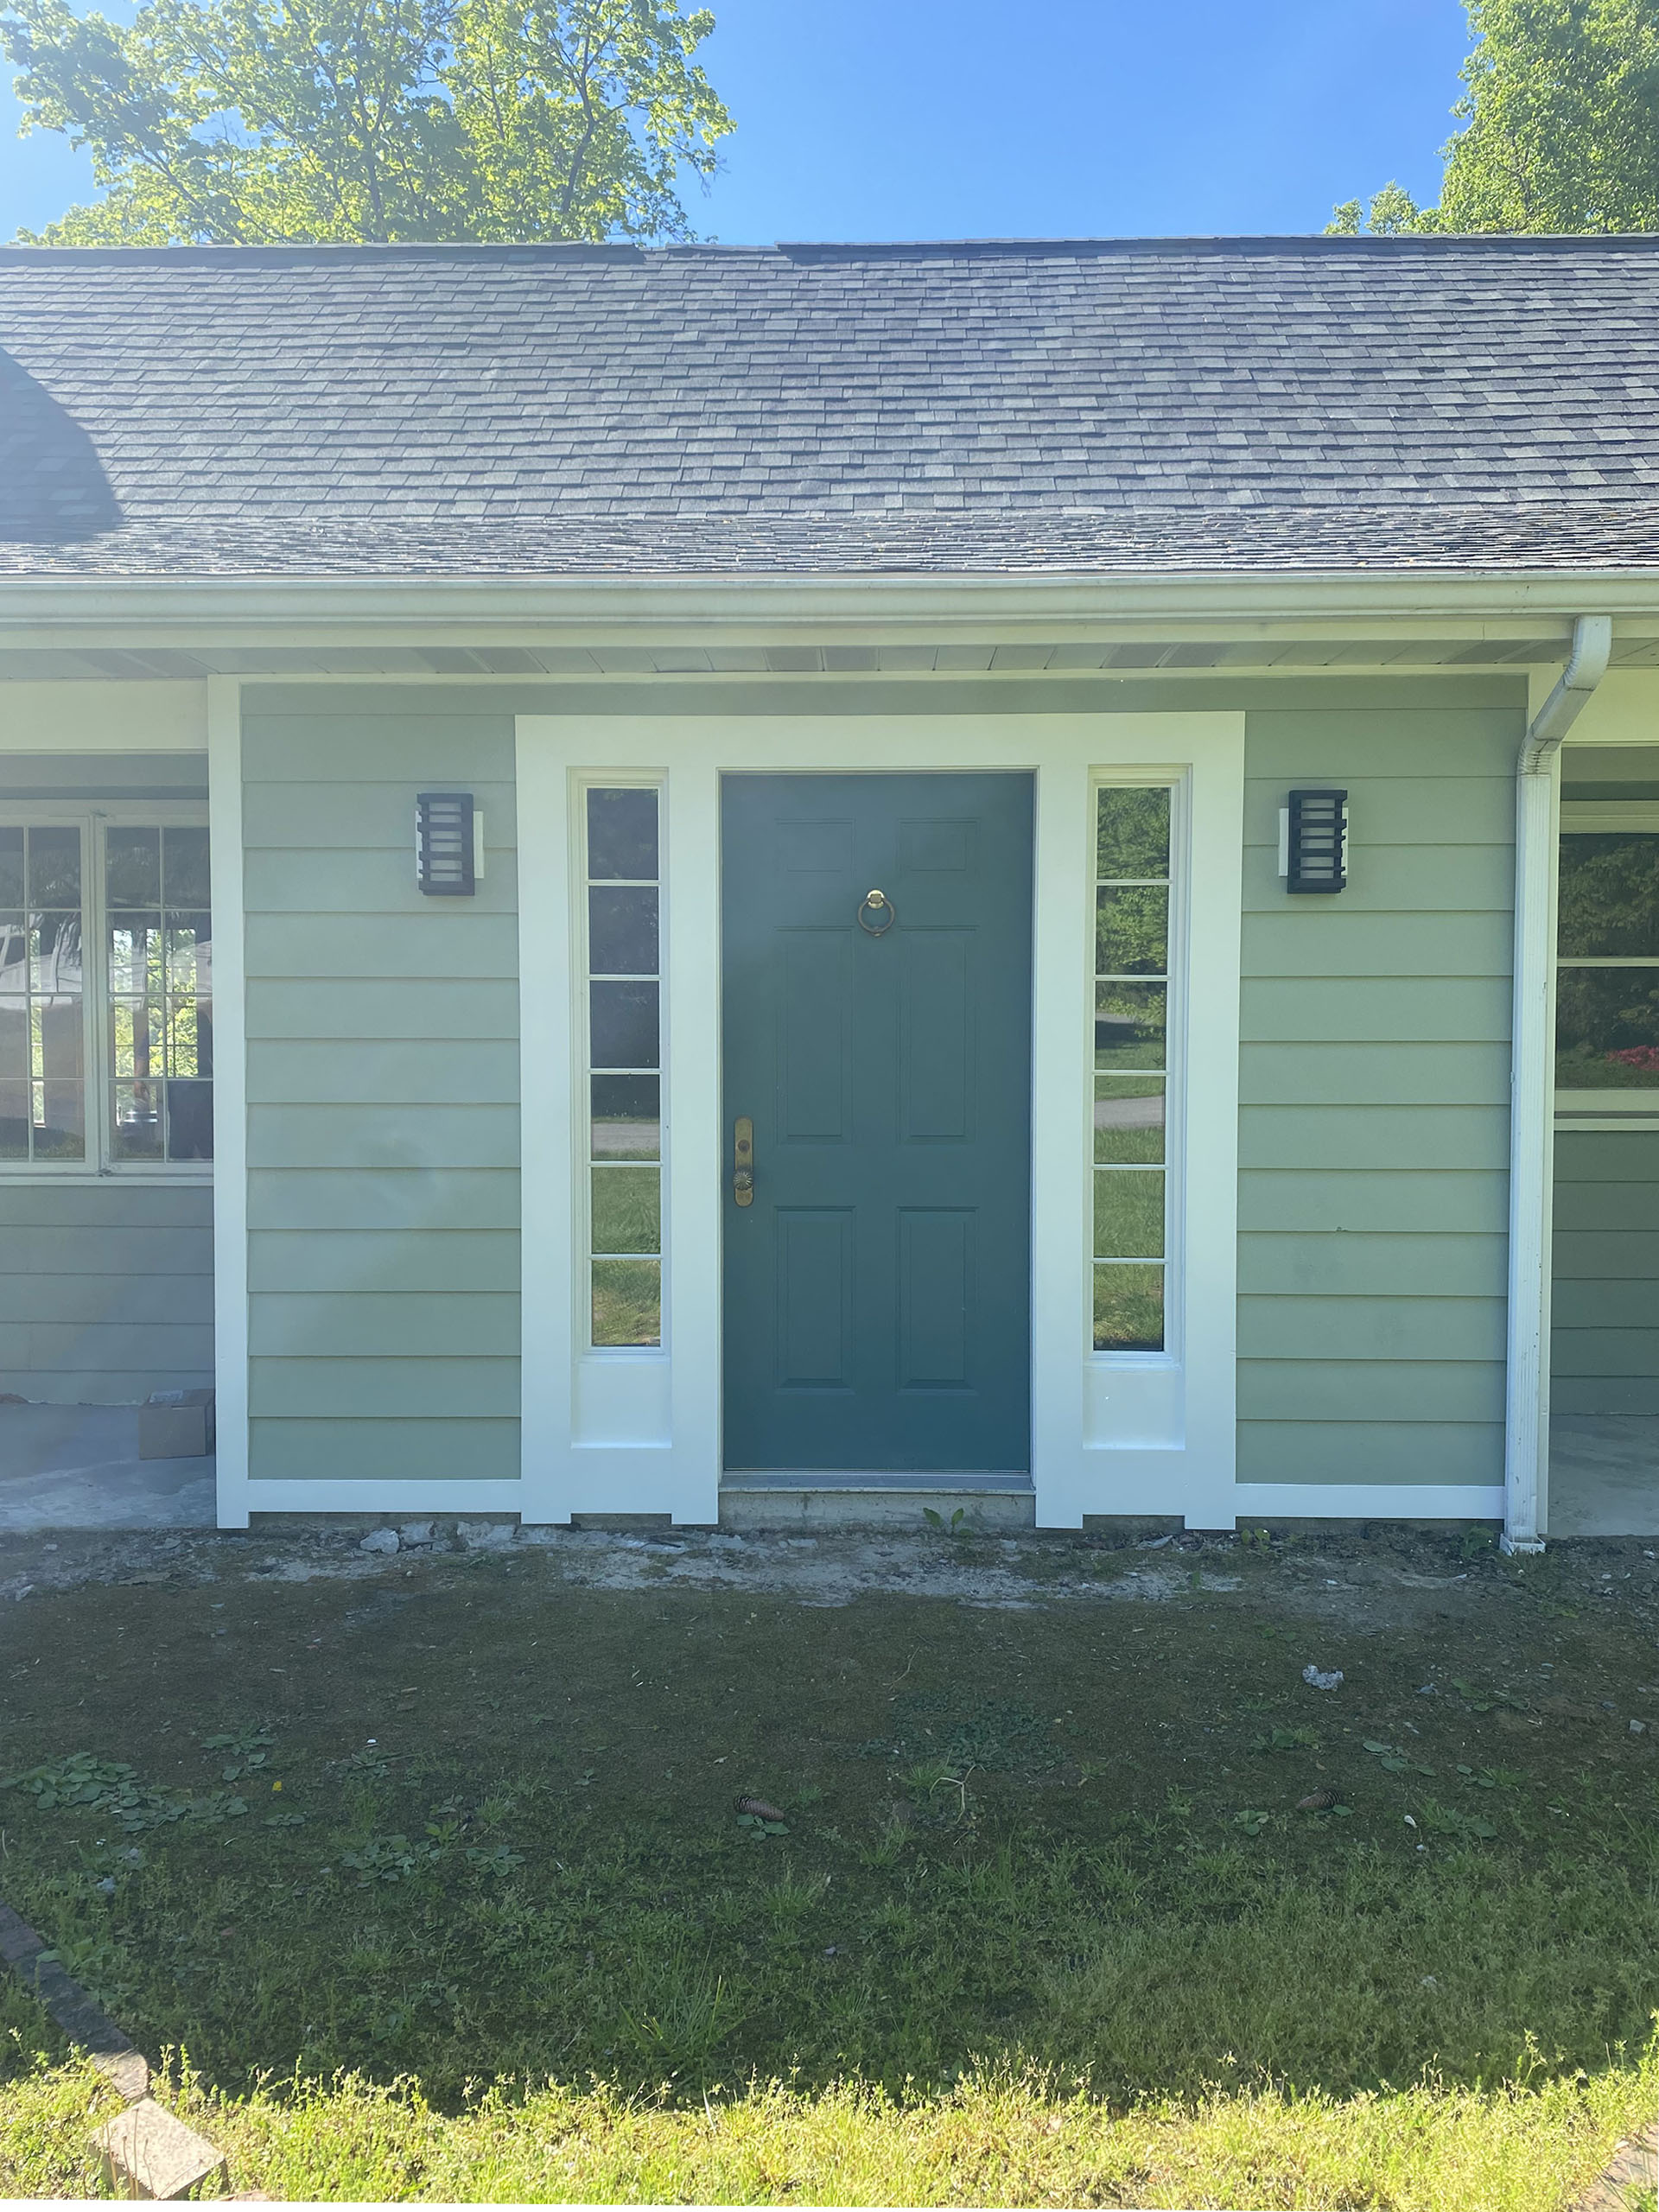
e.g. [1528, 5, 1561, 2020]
[1091, 779, 1179, 1353]
[579, 780, 664, 1348]
[0, 806, 211, 1176]
[1555, 798, 1659, 1130]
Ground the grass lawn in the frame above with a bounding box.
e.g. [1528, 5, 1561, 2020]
[0, 1522, 1656, 2204]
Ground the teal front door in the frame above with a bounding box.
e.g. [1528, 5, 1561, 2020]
[721, 773, 1033, 1472]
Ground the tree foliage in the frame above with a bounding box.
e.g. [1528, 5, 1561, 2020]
[1, 0, 731, 242]
[1328, 0, 1659, 234]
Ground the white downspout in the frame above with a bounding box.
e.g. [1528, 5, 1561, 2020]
[1503, 613, 1612, 1552]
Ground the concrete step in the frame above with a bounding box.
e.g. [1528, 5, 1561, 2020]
[719, 1474, 1034, 1533]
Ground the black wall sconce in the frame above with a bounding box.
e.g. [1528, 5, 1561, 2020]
[1279, 788, 1348, 894]
[416, 791, 482, 895]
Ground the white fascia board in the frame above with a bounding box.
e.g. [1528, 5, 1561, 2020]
[7, 569, 1659, 652]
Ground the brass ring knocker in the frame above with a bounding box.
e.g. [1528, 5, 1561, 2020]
[857, 888, 896, 936]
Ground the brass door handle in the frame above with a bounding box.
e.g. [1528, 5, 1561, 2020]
[734, 1116, 753, 1206]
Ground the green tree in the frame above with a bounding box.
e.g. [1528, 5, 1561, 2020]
[1327, 0, 1659, 234]
[2, 0, 731, 242]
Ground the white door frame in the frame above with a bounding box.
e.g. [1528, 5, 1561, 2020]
[516, 711, 1244, 1529]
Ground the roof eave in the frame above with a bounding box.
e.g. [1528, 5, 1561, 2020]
[5, 566, 1659, 652]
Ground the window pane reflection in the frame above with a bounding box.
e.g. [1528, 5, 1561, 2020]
[586, 787, 662, 1346]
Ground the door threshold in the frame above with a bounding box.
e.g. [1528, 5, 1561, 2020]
[718, 1471, 1036, 1533]
[721, 1471, 1033, 1494]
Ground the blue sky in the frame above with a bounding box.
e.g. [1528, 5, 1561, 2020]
[1, 0, 1471, 244]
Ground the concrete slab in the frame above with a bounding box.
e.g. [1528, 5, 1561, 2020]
[0, 1406, 214, 1531]
[1549, 1414, 1659, 1537]
[720, 1472, 1036, 1533]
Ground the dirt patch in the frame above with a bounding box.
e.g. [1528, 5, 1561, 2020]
[0, 1521, 1656, 2109]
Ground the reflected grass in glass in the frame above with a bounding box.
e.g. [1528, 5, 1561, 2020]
[1096, 1075, 1165, 1164]
[1094, 1263, 1164, 1351]
[1095, 982, 1166, 1071]
[591, 1165, 660, 1256]
[592, 1259, 661, 1347]
[1094, 1168, 1164, 1260]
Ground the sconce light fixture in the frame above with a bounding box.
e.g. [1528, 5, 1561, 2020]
[416, 791, 480, 896]
[1279, 788, 1348, 895]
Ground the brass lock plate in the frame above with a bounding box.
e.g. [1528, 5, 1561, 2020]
[734, 1116, 753, 1206]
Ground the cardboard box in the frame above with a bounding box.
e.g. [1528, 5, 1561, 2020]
[138, 1389, 215, 1460]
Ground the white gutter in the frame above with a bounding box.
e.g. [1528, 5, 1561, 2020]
[1503, 613, 1612, 1551]
[4, 569, 1659, 651]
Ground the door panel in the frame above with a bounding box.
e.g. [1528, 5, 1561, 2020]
[898, 1209, 975, 1391]
[722, 772, 1033, 1472]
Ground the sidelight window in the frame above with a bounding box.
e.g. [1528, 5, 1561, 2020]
[1092, 784, 1172, 1351]
[584, 784, 663, 1347]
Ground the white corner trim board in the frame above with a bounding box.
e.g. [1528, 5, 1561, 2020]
[516, 710, 1244, 1531]
[207, 677, 251, 1531]
[1505, 615, 1612, 1553]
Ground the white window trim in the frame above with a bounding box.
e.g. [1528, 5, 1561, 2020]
[0, 798, 213, 1183]
[517, 712, 1243, 1532]
[1554, 798, 1659, 1133]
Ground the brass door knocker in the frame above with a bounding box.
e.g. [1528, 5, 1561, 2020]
[857, 888, 896, 936]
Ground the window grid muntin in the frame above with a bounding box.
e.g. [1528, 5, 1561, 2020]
[583, 782, 664, 1350]
[1092, 782, 1176, 1356]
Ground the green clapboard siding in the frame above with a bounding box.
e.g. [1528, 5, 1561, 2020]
[1552, 1131, 1659, 1414]
[241, 709, 520, 1481]
[0, 1182, 213, 1402]
[1237, 702, 1517, 1491]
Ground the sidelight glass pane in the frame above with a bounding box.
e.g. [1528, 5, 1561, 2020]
[592, 1073, 660, 1158]
[1559, 833, 1659, 959]
[588, 885, 658, 976]
[1095, 1074, 1165, 1163]
[1095, 980, 1166, 1070]
[1096, 787, 1170, 881]
[1095, 1167, 1165, 1260]
[0, 829, 21, 910]
[1555, 967, 1659, 1088]
[1094, 1264, 1165, 1352]
[592, 1259, 661, 1347]
[585, 783, 664, 1348]
[591, 1164, 661, 1255]
[588, 788, 658, 881]
[1096, 883, 1168, 976]
[590, 979, 659, 1071]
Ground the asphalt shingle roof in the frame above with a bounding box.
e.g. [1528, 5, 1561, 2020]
[4, 233, 1659, 576]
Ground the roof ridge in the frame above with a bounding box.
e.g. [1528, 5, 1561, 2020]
[5, 230, 1659, 267]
